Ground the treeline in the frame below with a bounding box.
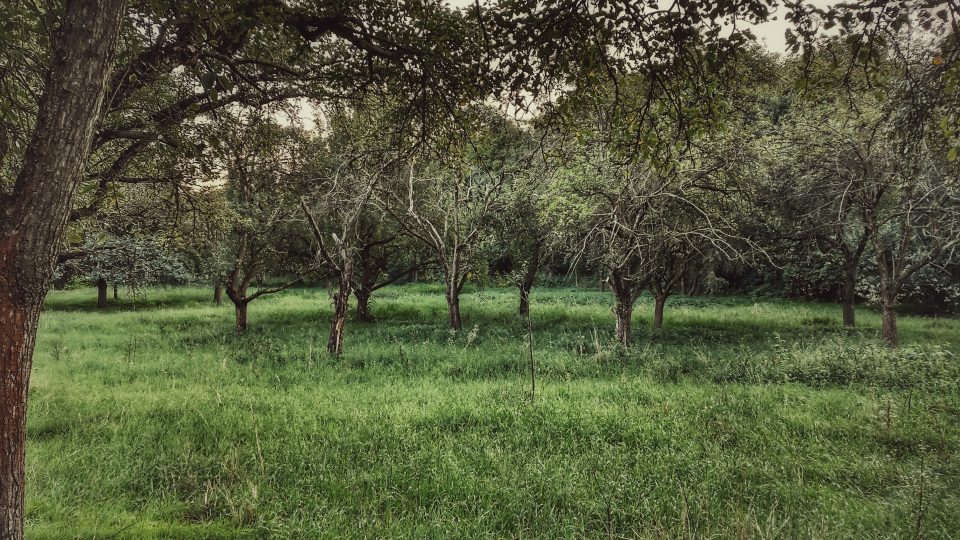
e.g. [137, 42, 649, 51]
[60, 38, 960, 352]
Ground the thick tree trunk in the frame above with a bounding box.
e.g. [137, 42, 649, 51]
[328, 274, 352, 356]
[841, 268, 856, 327]
[214, 285, 223, 306]
[354, 287, 373, 322]
[653, 293, 667, 330]
[353, 248, 376, 322]
[614, 292, 633, 346]
[880, 302, 898, 347]
[0, 296, 39, 540]
[97, 278, 108, 308]
[446, 286, 462, 330]
[235, 302, 248, 334]
[0, 2, 124, 537]
[609, 272, 634, 346]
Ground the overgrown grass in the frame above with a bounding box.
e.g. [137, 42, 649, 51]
[28, 285, 960, 538]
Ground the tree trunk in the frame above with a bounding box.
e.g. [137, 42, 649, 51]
[841, 267, 856, 327]
[614, 291, 633, 346]
[97, 278, 108, 308]
[328, 274, 352, 356]
[518, 285, 532, 317]
[880, 302, 898, 347]
[446, 285, 462, 330]
[112, 283, 118, 300]
[214, 285, 223, 306]
[354, 287, 373, 322]
[609, 271, 634, 346]
[518, 241, 540, 317]
[653, 293, 667, 330]
[0, 2, 125, 537]
[876, 248, 899, 347]
[235, 302, 248, 334]
[0, 298, 38, 540]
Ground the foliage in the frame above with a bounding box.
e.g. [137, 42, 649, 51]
[57, 235, 191, 292]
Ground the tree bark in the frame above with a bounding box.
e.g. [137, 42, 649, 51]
[652, 293, 667, 330]
[354, 287, 373, 322]
[97, 278, 108, 308]
[876, 248, 899, 347]
[112, 283, 118, 300]
[446, 285, 462, 330]
[328, 272, 352, 356]
[0, 23, 122, 540]
[353, 247, 376, 322]
[613, 292, 633, 346]
[841, 267, 856, 327]
[609, 271, 635, 346]
[214, 284, 224, 306]
[0, 2, 124, 537]
[235, 301, 248, 334]
[880, 302, 898, 347]
[518, 241, 540, 317]
[226, 282, 250, 334]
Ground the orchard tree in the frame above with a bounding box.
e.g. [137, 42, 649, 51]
[489, 160, 550, 316]
[59, 235, 191, 307]
[770, 100, 884, 327]
[386, 111, 525, 329]
[213, 112, 310, 333]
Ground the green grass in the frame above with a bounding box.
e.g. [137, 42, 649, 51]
[27, 284, 960, 538]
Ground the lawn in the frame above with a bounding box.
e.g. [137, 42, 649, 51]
[26, 285, 960, 538]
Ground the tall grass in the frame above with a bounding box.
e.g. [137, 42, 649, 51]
[27, 285, 960, 538]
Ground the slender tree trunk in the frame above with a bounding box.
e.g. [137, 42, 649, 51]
[518, 285, 532, 317]
[613, 292, 633, 346]
[214, 284, 223, 306]
[96, 278, 108, 308]
[841, 267, 856, 327]
[0, 2, 125, 537]
[353, 248, 375, 322]
[653, 293, 667, 330]
[328, 272, 352, 356]
[446, 281, 462, 330]
[112, 283, 118, 300]
[518, 241, 540, 317]
[876, 248, 899, 347]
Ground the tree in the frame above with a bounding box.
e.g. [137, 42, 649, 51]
[350, 217, 427, 322]
[0, 3, 125, 537]
[490, 162, 549, 316]
[59, 235, 191, 307]
[770, 100, 883, 328]
[213, 112, 308, 333]
[386, 112, 521, 330]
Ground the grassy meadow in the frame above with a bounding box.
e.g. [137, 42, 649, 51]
[26, 284, 960, 538]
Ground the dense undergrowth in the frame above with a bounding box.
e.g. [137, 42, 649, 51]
[27, 285, 960, 538]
